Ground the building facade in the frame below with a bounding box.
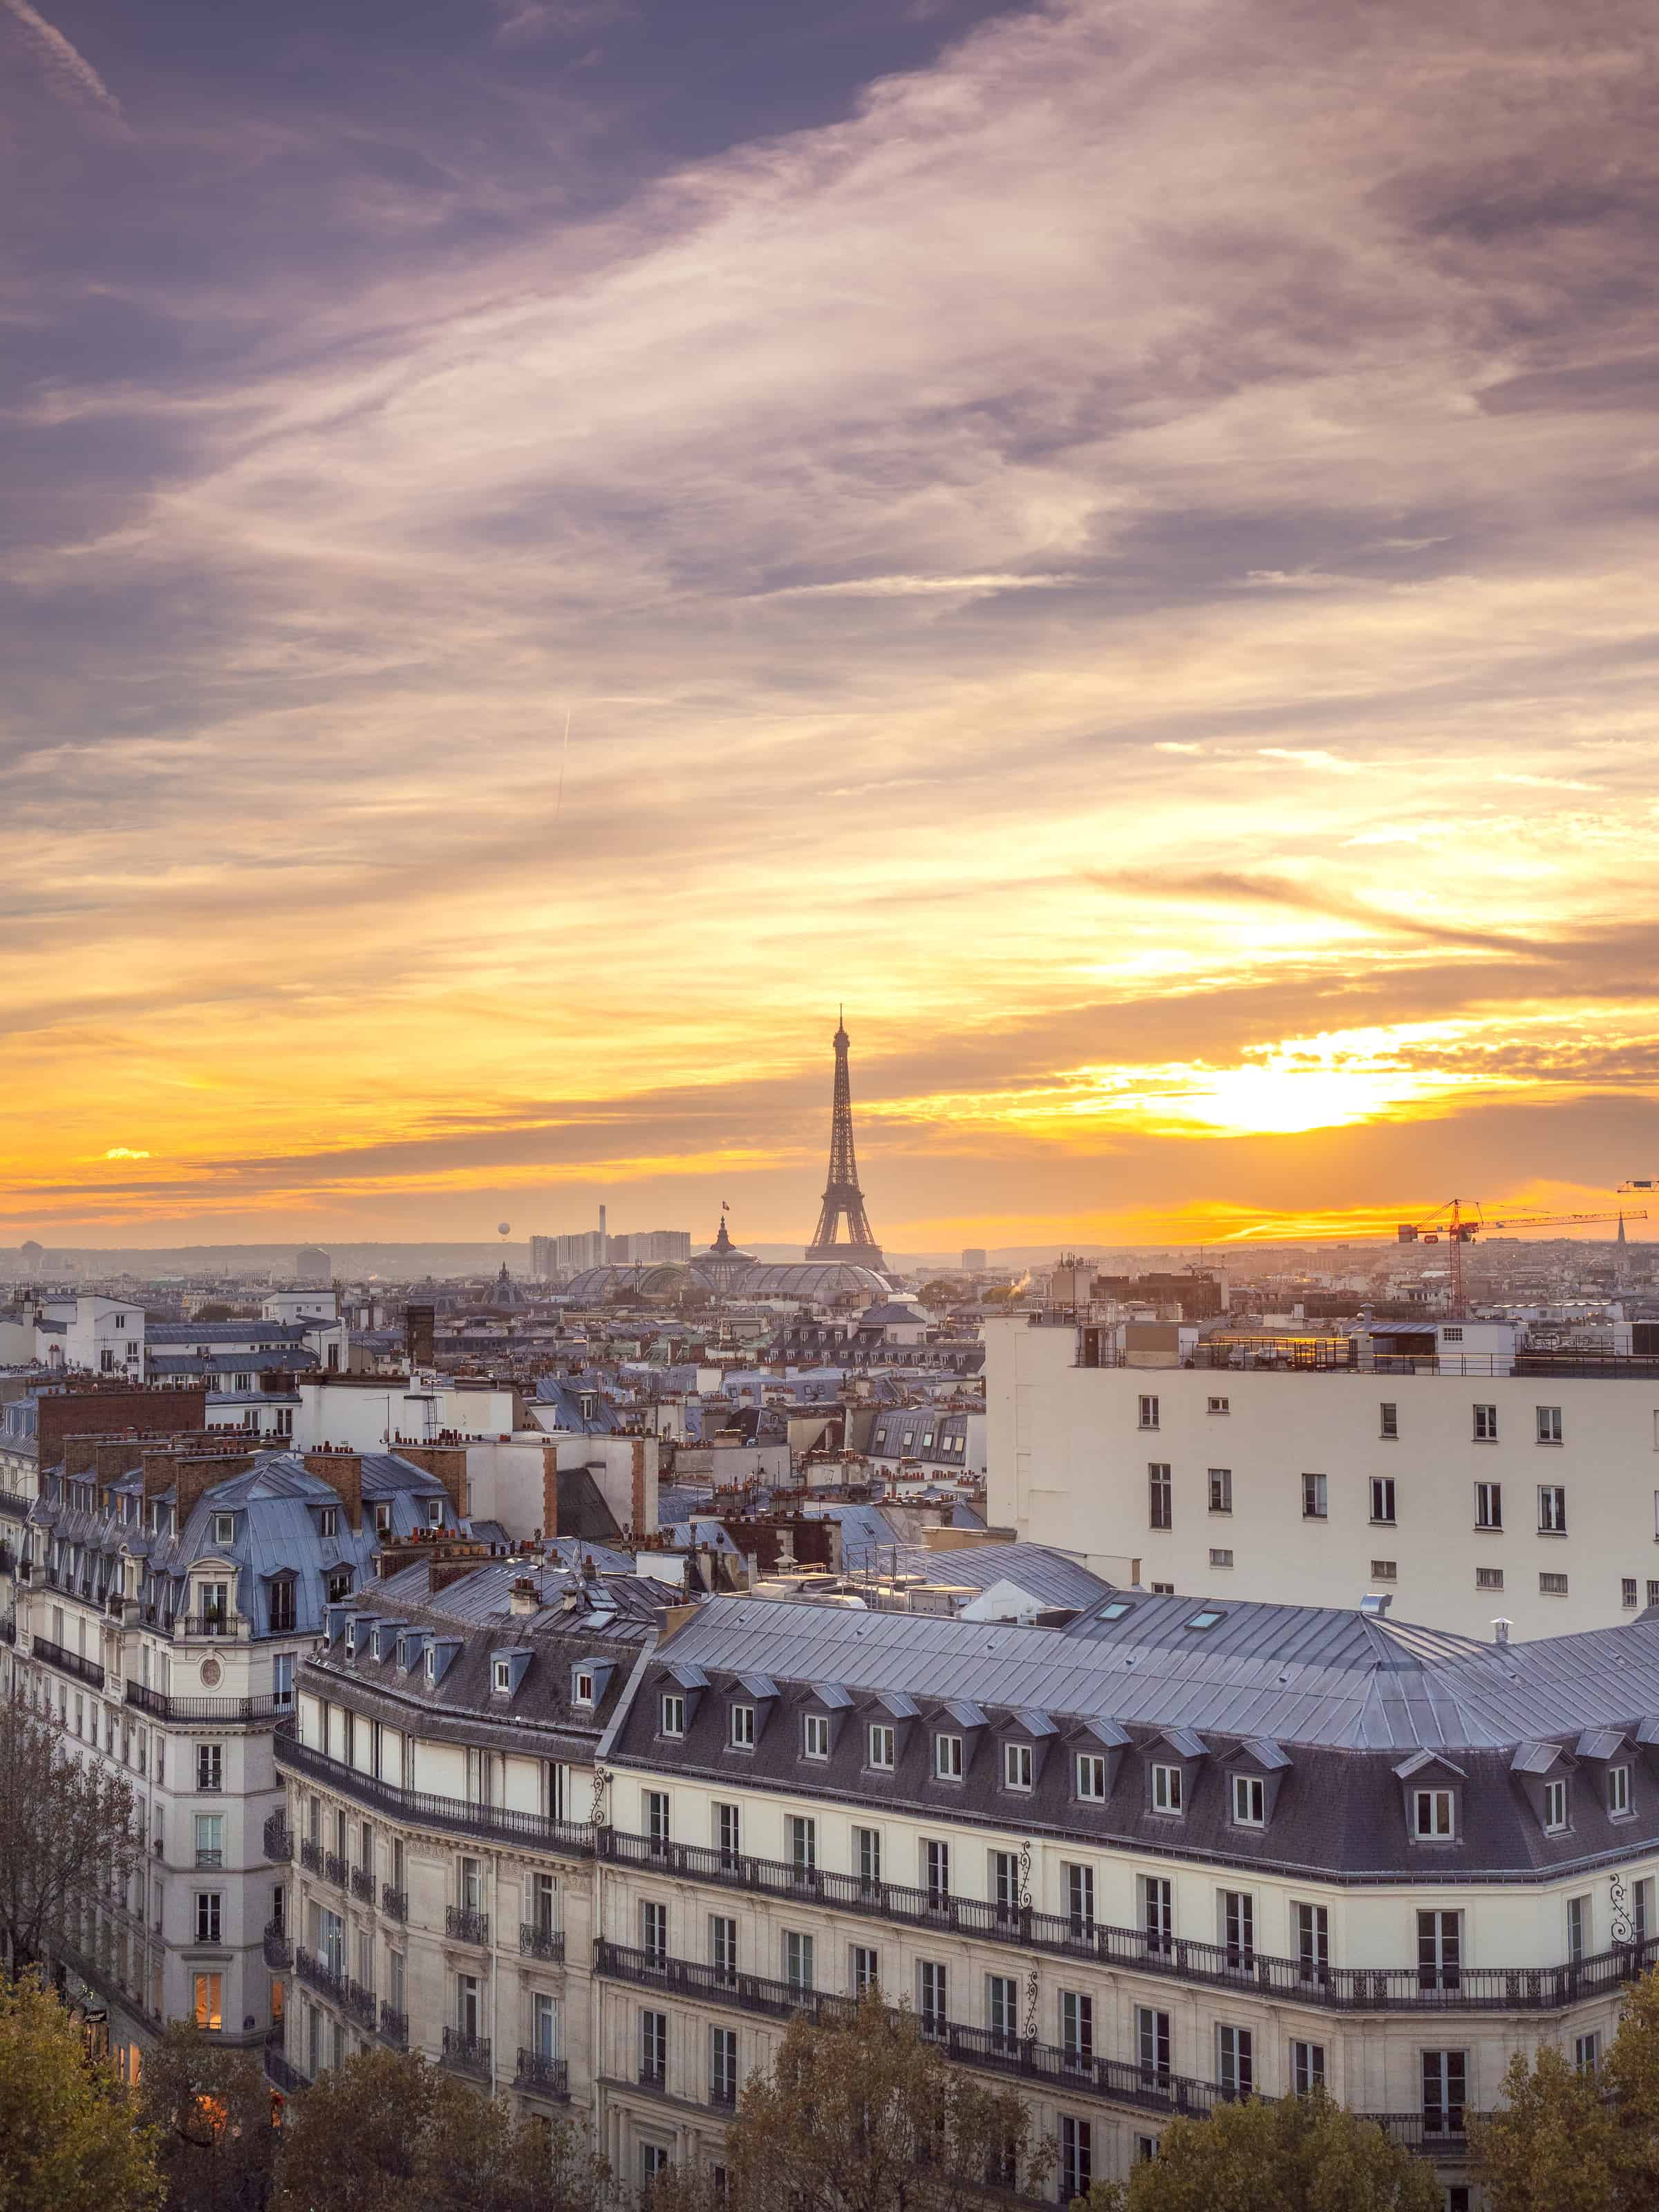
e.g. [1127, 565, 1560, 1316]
[987, 1316, 1659, 1640]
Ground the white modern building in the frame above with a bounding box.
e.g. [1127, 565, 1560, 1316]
[986, 1315, 1659, 1640]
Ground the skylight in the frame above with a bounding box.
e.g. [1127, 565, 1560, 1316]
[1185, 1609, 1224, 1631]
[1098, 1600, 1134, 1620]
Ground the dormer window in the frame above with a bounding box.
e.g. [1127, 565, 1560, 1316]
[661, 1694, 685, 1738]
[868, 1723, 895, 1770]
[1544, 1778, 1568, 1834]
[1610, 1765, 1632, 1818]
[1152, 1763, 1183, 1814]
[574, 1669, 595, 1708]
[375, 1504, 391, 1536]
[934, 1733, 964, 1781]
[318, 1505, 338, 1539]
[212, 1513, 235, 1546]
[492, 1657, 512, 1695]
[1076, 1754, 1107, 1802]
[344, 1620, 358, 1655]
[326, 1569, 351, 1605]
[1232, 1774, 1266, 1828]
[1414, 1788, 1454, 1839]
[1004, 1742, 1033, 1792]
[424, 1647, 436, 1683]
[804, 1713, 830, 1761]
[729, 1703, 755, 1750]
[427, 1499, 443, 1526]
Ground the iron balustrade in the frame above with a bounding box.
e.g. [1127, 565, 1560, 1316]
[263, 1814, 292, 1862]
[350, 1866, 376, 1904]
[263, 1920, 292, 1970]
[280, 1723, 1659, 2014]
[324, 1853, 349, 1888]
[515, 2050, 570, 2097]
[447, 1905, 490, 1945]
[294, 1947, 348, 2005]
[1366, 2113, 1482, 2159]
[520, 1923, 565, 1962]
[382, 1885, 408, 1921]
[379, 2003, 409, 2047]
[126, 1680, 287, 1725]
[299, 1840, 324, 1875]
[30, 1633, 104, 1689]
[442, 2027, 491, 2077]
[265, 2046, 309, 2094]
[345, 1978, 377, 2030]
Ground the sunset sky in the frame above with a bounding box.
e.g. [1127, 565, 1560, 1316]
[3, 0, 1657, 1252]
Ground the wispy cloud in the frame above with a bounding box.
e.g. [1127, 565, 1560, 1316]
[0, 0, 122, 117]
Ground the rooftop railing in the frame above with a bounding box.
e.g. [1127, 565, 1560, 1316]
[126, 1680, 288, 1725]
[30, 1633, 104, 1690]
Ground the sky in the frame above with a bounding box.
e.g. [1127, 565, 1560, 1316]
[3, 0, 1658, 1255]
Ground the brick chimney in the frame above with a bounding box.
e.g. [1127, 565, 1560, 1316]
[390, 1443, 469, 1520]
[303, 1450, 364, 1533]
[542, 1445, 560, 1541]
[174, 1450, 258, 1535]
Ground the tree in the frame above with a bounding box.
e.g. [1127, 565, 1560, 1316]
[1082, 2090, 1441, 2212]
[1474, 1967, 1659, 2212]
[271, 2046, 610, 2212]
[136, 2021, 275, 2212]
[0, 1686, 144, 1974]
[915, 1282, 964, 1313]
[0, 1971, 162, 2212]
[647, 1994, 1052, 2212]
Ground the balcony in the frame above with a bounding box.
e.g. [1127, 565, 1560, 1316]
[382, 1885, 408, 1922]
[324, 1853, 349, 1889]
[126, 1680, 286, 1726]
[294, 1947, 348, 2005]
[299, 1840, 324, 1875]
[520, 1923, 565, 1962]
[263, 1920, 293, 1971]
[30, 1633, 104, 1691]
[264, 2044, 310, 2095]
[379, 2003, 409, 2048]
[275, 1727, 595, 1862]
[514, 2049, 570, 2099]
[1367, 2112, 1483, 2161]
[263, 1814, 292, 1863]
[345, 1978, 377, 2031]
[350, 1867, 376, 1905]
[447, 1906, 489, 1947]
[442, 2027, 491, 2078]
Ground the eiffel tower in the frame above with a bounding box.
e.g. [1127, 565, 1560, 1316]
[805, 1011, 884, 1267]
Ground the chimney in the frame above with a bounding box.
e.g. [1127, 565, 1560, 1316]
[175, 1450, 257, 1535]
[390, 1443, 469, 1521]
[62, 1434, 104, 1479]
[405, 1304, 435, 1367]
[93, 1438, 140, 1485]
[1492, 1617, 1512, 1646]
[304, 1450, 364, 1532]
[509, 1576, 540, 1617]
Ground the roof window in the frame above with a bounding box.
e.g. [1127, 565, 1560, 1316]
[1185, 1609, 1225, 1631]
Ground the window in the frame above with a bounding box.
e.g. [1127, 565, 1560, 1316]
[854, 1826, 881, 1885]
[715, 1803, 740, 1863]
[1414, 1789, 1454, 1839]
[1210, 1548, 1234, 1569]
[1539, 1485, 1567, 1533]
[1624, 1579, 1640, 1610]
[318, 1505, 338, 1539]
[1060, 2117, 1093, 2203]
[924, 1839, 950, 1906]
[529, 1871, 556, 1938]
[659, 1694, 684, 1737]
[1567, 1893, 1590, 1962]
[710, 2025, 739, 2107]
[986, 1972, 1019, 2049]
[196, 1743, 222, 1792]
[803, 1712, 830, 1761]
[1544, 1778, 1568, 1833]
[532, 1991, 558, 2060]
[1650, 1580, 1659, 1609]
[1422, 2050, 1466, 2135]
[1474, 1481, 1503, 1530]
[1371, 1559, 1398, 1582]
[198, 1581, 229, 1633]
[639, 2008, 667, 2086]
[867, 1722, 895, 1770]
[644, 1790, 671, 1848]
[1474, 1403, 1498, 1441]
[1289, 2038, 1325, 2094]
[729, 1704, 755, 1750]
[1476, 1566, 1505, 1591]
[458, 1855, 482, 1910]
[194, 1891, 221, 1943]
[1140, 1875, 1173, 1955]
[212, 1512, 235, 1546]
[573, 1670, 594, 1707]
[1076, 1753, 1107, 1802]
[1063, 1989, 1096, 2064]
[1370, 1477, 1396, 1524]
[1295, 1902, 1329, 1979]
[1541, 1572, 1569, 1597]
[1220, 1889, 1255, 1969]
[1575, 2032, 1602, 2074]
[1148, 1463, 1172, 1529]
[1380, 1401, 1398, 1438]
[1231, 1774, 1265, 1827]
[1302, 1472, 1328, 1519]
[1638, 1878, 1656, 1942]
[784, 1931, 816, 1993]
[491, 1658, 512, 1695]
[639, 2145, 669, 2188]
[1217, 2025, 1253, 2099]
[325, 1568, 351, 1606]
[193, 1974, 222, 2032]
[194, 1814, 223, 1868]
[641, 1900, 668, 1962]
[1151, 1763, 1183, 1814]
[1609, 1764, 1631, 1817]
[1138, 1394, 1160, 1430]
[709, 1913, 738, 1980]
[269, 1580, 297, 1634]
[1150, 1581, 1174, 1594]
[1065, 1862, 1095, 1933]
[919, 1963, 949, 2037]
[934, 1733, 964, 1781]
[1003, 1741, 1033, 1792]
[1208, 1395, 1230, 1415]
[1418, 1910, 1461, 1991]
[1537, 1406, 1563, 1445]
[989, 1848, 1018, 1915]
[1208, 1467, 1232, 1513]
[850, 1944, 880, 1995]
[788, 1815, 816, 1874]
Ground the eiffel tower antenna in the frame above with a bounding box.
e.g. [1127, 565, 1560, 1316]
[805, 1012, 883, 1268]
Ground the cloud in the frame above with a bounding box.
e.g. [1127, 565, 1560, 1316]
[102, 1145, 151, 1160]
[0, 0, 122, 117]
[749, 573, 1084, 600]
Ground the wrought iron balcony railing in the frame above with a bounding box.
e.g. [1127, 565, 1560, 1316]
[520, 1923, 565, 1962]
[442, 2027, 491, 2077]
[514, 2049, 569, 2098]
[447, 1906, 489, 1946]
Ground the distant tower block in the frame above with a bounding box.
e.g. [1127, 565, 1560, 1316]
[805, 1012, 884, 1268]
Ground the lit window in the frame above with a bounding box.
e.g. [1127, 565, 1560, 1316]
[193, 1972, 223, 2032]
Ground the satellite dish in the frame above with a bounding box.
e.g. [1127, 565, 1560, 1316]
[498, 1221, 512, 1237]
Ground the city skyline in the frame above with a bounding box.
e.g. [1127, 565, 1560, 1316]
[5, 0, 1658, 1248]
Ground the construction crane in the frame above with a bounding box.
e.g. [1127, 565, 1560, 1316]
[1396, 1201, 1646, 1316]
[1619, 1180, 1658, 1193]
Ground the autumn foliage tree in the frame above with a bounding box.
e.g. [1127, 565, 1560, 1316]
[0, 1971, 162, 2212]
[0, 1685, 143, 1974]
[1080, 2090, 1441, 2212]
[648, 1994, 1053, 2212]
[137, 2021, 276, 2212]
[1475, 1969, 1659, 2212]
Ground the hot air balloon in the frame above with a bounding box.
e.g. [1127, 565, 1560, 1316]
[498, 1221, 512, 1238]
